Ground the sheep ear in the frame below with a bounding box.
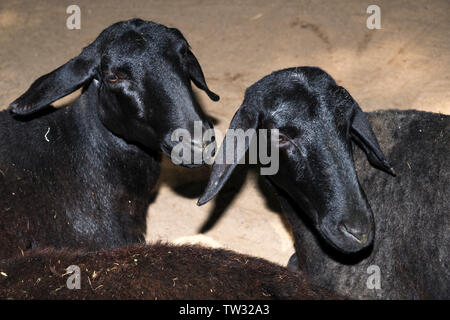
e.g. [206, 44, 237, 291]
[9, 47, 99, 115]
[198, 102, 257, 205]
[351, 105, 396, 176]
[186, 49, 220, 102]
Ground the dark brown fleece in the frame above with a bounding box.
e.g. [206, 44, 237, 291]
[0, 243, 340, 300]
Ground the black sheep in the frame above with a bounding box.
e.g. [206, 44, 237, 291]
[0, 19, 219, 259]
[199, 67, 448, 299]
[199, 67, 395, 254]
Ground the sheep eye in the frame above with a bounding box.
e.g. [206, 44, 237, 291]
[106, 74, 119, 83]
[274, 132, 290, 147]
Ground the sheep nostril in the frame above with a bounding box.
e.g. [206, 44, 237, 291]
[340, 223, 368, 245]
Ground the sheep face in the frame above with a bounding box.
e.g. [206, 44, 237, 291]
[9, 19, 219, 167]
[199, 67, 394, 254]
[260, 76, 375, 254]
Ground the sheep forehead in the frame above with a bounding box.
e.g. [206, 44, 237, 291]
[265, 93, 348, 141]
[265, 85, 329, 118]
[105, 31, 166, 56]
[101, 20, 177, 55]
[106, 19, 164, 38]
[251, 68, 353, 128]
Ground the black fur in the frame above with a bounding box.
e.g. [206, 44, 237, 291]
[199, 67, 393, 254]
[288, 110, 449, 299]
[0, 19, 219, 259]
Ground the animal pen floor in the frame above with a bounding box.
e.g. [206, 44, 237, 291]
[1, 0, 449, 265]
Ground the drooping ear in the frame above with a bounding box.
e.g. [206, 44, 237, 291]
[198, 100, 257, 205]
[186, 49, 220, 102]
[9, 45, 100, 115]
[351, 105, 395, 176]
